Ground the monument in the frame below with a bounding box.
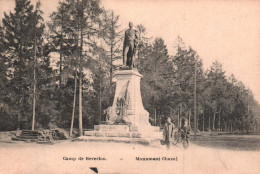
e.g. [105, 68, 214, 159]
[82, 22, 161, 143]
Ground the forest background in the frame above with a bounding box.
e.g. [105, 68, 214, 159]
[0, 0, 259, 134]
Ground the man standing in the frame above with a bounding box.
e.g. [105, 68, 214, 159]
[122, 22, 138, 67]
[163, 117, 175, 149]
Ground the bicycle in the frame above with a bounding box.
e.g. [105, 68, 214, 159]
[172, 129, 190, 149]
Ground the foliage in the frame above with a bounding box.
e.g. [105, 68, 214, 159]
[0, 0, 259, 133]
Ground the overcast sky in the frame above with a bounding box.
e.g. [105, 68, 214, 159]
[1, 0, 260, 103]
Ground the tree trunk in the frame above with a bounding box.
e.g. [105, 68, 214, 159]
[59, 9, 64, 88]
[194, 59, 197, 140]
[197, 114, 199, 131]
[202, 109, 204, 132]
[158, 114, 160, 127]
[218, 107, 221, 131]
[78, 60, 83, 136]
[154, 108, 157, 126]
[209, 116, 211, 130]
[152, 96, 155, 124]
[78, 2, 83, 136]
[188, 109, 191, 127]
[213, 112, 216, 131]
[178, 105, 180, 127]
[99, 72, 102, 124]
[70, 68, 77, 137]
[32, 11, 37, 131]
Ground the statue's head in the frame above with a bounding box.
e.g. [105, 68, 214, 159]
[129, 22, 133, 28]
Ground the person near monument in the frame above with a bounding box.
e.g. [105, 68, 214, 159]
[179, 118, 191, 139]
[163, 117, 175, 149]
[122, 22, 139, 68]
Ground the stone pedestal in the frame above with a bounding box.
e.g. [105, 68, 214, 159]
[81, 69, 162, 144]
[109, 69, 150, 126]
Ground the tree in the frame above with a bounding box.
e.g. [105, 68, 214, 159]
[48, 0, 104, 135]
[0, 0, 47, 130]
[206, 61, 227, 131]
[138, 37, 173, 124]
[101, 10, 123, 84]
[169, 39, 204, 130]
[135, 24, 152, 63]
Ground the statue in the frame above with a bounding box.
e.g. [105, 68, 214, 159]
[122, 22, 139, 68]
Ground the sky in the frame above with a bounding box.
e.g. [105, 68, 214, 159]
[1, 0, 260, 103]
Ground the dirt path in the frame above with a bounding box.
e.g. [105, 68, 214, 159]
[0, 139, 260, 174]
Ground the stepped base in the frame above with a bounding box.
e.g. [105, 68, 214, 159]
[12, 130, 40, 142]
[84, 131, 162, 139]
[94, 125, 129, 132]
[84, 124, 162, 140]
[76, 136, 161, 146]
[94, 124, 160, 132]
[130, 125, 160, 132]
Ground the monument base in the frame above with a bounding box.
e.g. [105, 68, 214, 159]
[78, 69, 162, 145]
[79, 124, 162, 145]
[76, 136, 160, 146]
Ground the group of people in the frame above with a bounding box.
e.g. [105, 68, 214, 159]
[163, 117, 191, 149]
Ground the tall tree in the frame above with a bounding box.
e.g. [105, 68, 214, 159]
[170, 41, 204, 130]
[138, 38, 173, 124]
[101, 10, 123, 85]
[206, 61, 227, 130]
[49, 0, 103, 135]
[0, 0, 45, 130]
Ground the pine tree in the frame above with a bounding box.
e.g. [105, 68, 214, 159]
[48, 0, 104, 135]
[206, 61, 227, 131]
[0, 0, 45, 130]
[101, 10, 123, 84]
[170, 42, 204, 129]
[138, 38, 173, 124]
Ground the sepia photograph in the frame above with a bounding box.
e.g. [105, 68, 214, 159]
[0, 0, 260, 173]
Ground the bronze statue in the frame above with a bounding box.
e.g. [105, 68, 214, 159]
[122, 22, 139, 68]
